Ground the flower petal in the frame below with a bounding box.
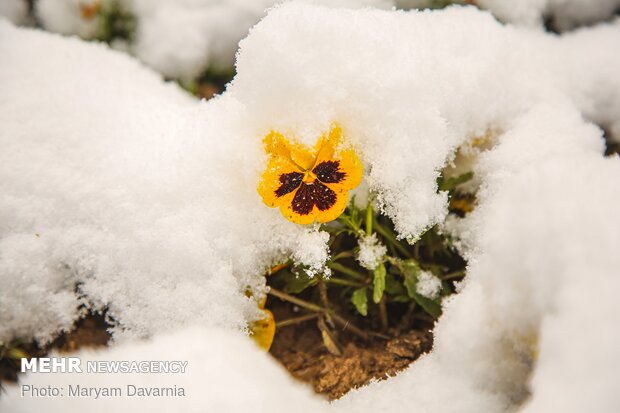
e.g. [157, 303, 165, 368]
[258, 156, 302, 208]
[328, 148, 363, 191]
[264, 131, 315, 171]
[313, 124, 362, 191]
[278, 182, 350, 224]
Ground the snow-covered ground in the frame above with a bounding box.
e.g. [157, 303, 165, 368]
[4, 0, 619, 81]
[1, 2, 619, 412]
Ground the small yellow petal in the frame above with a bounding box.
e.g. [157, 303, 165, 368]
[250, 309, 275, 351]
[313, 123, 342, 166]
[264, 131, 315, 171]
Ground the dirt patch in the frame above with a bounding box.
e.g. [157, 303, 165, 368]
[2, 303, 435, 400]
[269, 300, 433, 400]
[0, 313, 111, 386]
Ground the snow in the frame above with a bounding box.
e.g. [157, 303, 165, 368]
[1, 2, 620, 412]
[357, 233, 387, 270]
[33, 0, 393, 80]
[478, 0, 620, 30]
[0, 327, 327, 412]
[0, 0, 28, 24]
[415, 271, 441, 299]
[36, 0, 103, 39]
[0, 20, 329, 343]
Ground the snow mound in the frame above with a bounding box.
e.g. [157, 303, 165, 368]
[0, 20, 330, 343]
[415, 271, 441, 299]
[34, 0, 393, 80]
[357, 233, 386, 270]
[0, 0, 28, 24]
[2, 3, 620, 412]
[478, 0, 620, 30]
[0, 327, 327, 413]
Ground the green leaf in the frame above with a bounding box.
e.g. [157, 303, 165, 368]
[391, 294, 412, 303]
[351, 288, 368, 316]
[437, 171, 474, 192]
[274, 269, 318, 294]
[372, 263, 387, 304]
[400, 259, 421, 297]
[7, 347, 28, 360]
[397, 259, 443, 318]
[411, 292, 442, 318]
[385, 272, 406, 295]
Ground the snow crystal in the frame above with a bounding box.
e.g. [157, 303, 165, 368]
[415, 271, 441, 299]
[357, 233, 387, 270]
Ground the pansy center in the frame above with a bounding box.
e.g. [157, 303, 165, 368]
[302, 170, 317, 183]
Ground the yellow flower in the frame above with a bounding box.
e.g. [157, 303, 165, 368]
[258, 124, 362, 224]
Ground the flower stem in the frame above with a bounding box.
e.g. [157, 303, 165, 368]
[325, 277, 366, 288]
[441, 270, 466, 280]
[374, 220, 412, 258]
[366, 201, 373, 235]
[328, 262, 367, 281]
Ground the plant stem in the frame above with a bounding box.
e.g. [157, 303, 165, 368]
[374, 221, 412, 258]
[276, 313, 319, 328]
[328, 262, 367, 281]
[269, 288, 370, 341]
[379, 298, 389, 331]
[268, 288, 323, 313]
[325, 277, 366, 288]
[268, 262, 290, 275]
[441, 270, 466, 280]
[317, 277, 335, 327]
[330, 251, 354, 262]
[330, 312, 368, 340]
[366, 202, 373, 235]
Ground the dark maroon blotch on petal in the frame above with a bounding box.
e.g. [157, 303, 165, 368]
[275, 172, 303, 197]
[313, 161, 346, 184]
[291, 182, 337, 215]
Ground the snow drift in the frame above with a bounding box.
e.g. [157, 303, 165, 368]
[1, 3, 619, 412]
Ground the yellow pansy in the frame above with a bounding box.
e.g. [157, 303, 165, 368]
[258, 124, 362, 224]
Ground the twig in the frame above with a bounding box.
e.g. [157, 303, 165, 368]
[268, 262, 290, 275]
[379, 298, 389, 332]
[269, 287, 370, 341]
[330, 312, 368, 341]
[268, 288, 323, 313]
[318, 277, 335, 327]
[276, 313, 319, 328]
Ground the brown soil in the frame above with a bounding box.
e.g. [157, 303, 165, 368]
[2, 304, 434, 400]
[0, 313, 111, 386]
[269, 301, 433, 400]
